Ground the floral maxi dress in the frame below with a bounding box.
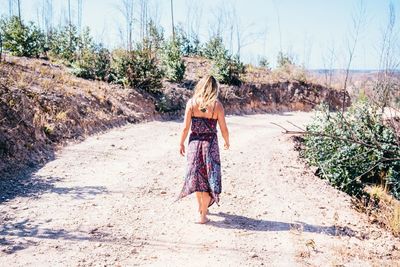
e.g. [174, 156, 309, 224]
[178, 103, 222, 207]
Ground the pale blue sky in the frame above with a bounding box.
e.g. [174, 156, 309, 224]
[0, 0, 398, 69]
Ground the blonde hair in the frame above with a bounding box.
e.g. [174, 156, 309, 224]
[193, 75, 218, 111]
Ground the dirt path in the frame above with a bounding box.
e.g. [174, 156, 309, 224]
[1, 112, 400, 266]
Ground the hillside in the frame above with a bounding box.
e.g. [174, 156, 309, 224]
[0, 55, 347, 179]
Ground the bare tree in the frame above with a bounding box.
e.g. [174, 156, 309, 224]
[0, 31, 3, 62]
[118, 0, 135, 51]
[341, 0, 366, 113]
[272, 0, 283, 54]
[8, 0, 14, 17]
[170, 0, 175, 39]
[77, 0, 82, 31]
[302, 33, 313, 69]
[235, 20, 264, 58]
[17, 0, 21, 21]
[42, 0, 53, 36]
[375, 1, 400, 111]
[68, 0, 72, 26]
[139, 0, 149, 40]
[185, 0, 203, 42]
[322, 43, 337, 88]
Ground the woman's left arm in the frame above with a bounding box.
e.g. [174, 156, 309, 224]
[179, 101, 192, 156]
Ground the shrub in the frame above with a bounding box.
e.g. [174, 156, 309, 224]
[70, 27, 111, 80]
[201, 36, 245, 85]
[202, 36, 225, 60]
[175, 25, 201, 56]
[302, 101, 400, 199]
[212, 53, 244, 86]
[277, 51, 294, 68]
[111, 46, 163, 93]
[258, 57, 270, 69]
[48, 24, 80, 63]
[0, 16, 45, 57]
[71, 44, 111, 81]
[146, 20, 164, 53]
[155, 94, 183, 113]
[160, 39, 185, 82]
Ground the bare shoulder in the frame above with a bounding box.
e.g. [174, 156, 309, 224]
[187, 98, 194, 108]
[215, 100, 224, 111]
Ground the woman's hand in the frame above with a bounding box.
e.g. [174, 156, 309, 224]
[224, 141, 230, 150]
[179, 144, 185, 156]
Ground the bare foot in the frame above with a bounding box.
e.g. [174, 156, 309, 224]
[199, 209, 209, 215]
[199, 216, 210, 224]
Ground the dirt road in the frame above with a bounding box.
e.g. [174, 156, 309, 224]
[1, 112, 399, 266]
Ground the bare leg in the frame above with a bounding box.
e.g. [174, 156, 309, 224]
[200, 192, 211, 224]
[195, 192, 202, 214]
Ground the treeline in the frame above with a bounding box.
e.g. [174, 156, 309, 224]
[0, 15, 246, 93]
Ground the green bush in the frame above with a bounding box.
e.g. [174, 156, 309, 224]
[0, 16, 45, 57]
[70, 27, 111, 80]
[201, 36, 245, 85]
[258, 57, 270, 69]
[160, 39, 185, 82]
[202, 36, 225, 60]
[277, 51, 294, 68]
[212, 53, 244, 86]
[302, 101, 400, 199]
[48, 24, 80, 63]
[71, 44, 111, 81]
[146, 20, 164, 53]
[111, 46, 163, 93]
[175, 25, 201, 56]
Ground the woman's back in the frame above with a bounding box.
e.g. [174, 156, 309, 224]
[190, 98, 218, 134]
[190, 98, 218, 120]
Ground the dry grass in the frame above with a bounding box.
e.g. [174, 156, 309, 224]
[365, 185, 400, 237]
[0, 55, 157, 178]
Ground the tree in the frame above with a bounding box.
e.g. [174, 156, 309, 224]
[342, 0, 366, 113]
[17, 0, 21, 22]
[38, 0, 53, 37]
[0, 16, 45, 57]
[118, 0, 134, 51]
[170, 0, 175, 39]
[77, 0, 82, 30]
[276, 51, 294, 68]
[0, 31, 3, 62]
[375, 1, 400, 110]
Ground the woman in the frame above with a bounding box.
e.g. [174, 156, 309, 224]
[177, 75, 230, 224]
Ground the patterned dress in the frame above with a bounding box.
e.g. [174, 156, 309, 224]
[178, 101, 222, 207]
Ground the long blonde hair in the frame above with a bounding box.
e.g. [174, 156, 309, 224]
[193, 75, 218, 111]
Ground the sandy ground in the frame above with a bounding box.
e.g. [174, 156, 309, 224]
[1, 112, 400, 267]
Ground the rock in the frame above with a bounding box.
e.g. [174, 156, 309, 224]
[160, 190, 167, 194]
[89, 227, 98, 234]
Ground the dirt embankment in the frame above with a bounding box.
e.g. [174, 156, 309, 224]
[0, 56, 348, 179]
[0, 56, 157, 179]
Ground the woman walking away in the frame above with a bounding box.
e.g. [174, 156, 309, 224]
[177, 75, 230, 224]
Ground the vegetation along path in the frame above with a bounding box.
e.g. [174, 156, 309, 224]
[1, 112, 400, 266]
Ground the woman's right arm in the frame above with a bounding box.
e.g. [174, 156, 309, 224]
[217, 102, 230, 149]
[179, 101, 192, 156]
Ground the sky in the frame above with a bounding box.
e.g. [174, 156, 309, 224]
[0, 0, 398, 69]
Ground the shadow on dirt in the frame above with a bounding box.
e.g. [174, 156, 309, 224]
[0, 172, 108, 204]
[208, 212, 357, 237]
[0, 218, 113, 254]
